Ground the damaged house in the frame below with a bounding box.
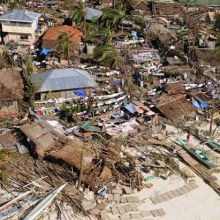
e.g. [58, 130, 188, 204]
[30, 68, 97, 100]
[0, 69, 24, 119]
[156, 94, 195, 119]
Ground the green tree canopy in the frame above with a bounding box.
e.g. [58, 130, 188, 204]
[93, 44, 124, 70]
[70, 2, 87, 34]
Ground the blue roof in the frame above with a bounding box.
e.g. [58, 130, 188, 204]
[31, 68, 97, 93]
[0, 9, 41, 22]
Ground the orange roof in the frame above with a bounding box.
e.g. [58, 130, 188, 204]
[42, 25, 83, 42]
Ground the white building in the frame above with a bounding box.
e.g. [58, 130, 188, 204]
[0, 9, 41, 45]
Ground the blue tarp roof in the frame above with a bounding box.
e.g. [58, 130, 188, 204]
[40, 48, 52, 55]
[74, 90, 86, 98]
[193, 100, 209, 108]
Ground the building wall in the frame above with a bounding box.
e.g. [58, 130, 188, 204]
[1, 19, 38, 45]
[1, 19, 37, 34]
[3, 32, 36, 45]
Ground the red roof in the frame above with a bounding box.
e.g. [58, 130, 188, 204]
[42, 25, 83, 42]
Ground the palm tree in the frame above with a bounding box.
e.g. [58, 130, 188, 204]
[70, 2, 87, 35]
[56, 32, 78, 64]
[95, 8, 126, 30]
[22, 55, 35, 107]
[85, 25, 114, 45]
[93, 44, 125, 70]
[10, 0, 22, 9]
[56, 32, 71, 63]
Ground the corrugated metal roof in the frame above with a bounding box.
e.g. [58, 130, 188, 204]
[85, 7, 103, 21]
[31, 68, 97, 93]
[0, 9, 41, 22]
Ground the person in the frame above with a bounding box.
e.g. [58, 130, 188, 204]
[186, 132, 191, 142]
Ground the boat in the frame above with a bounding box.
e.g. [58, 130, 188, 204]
[22, 183, 67, 220]
[177, 137, 217, 168]
[206, 140, 220, 153]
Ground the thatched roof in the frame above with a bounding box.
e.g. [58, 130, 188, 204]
[0, 69, 24, 101]
[156, 94, 195, 119]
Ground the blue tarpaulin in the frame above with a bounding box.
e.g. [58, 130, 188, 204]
[112, 81, 121, 85]
[125, 103, 137, 114]
[74, 90, 87, 98]
[193, 100, 209, 108]
[40, 48, 52, 55]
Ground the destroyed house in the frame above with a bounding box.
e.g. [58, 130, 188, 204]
[130, 49, 160, 63]
[151, 1, 182, 15]
[0, 69, 24, 119]
[156, 94, 195, 119]
[30, 68, 97, 100]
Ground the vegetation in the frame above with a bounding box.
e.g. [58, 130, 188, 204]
[22, 56, 35, 107]
[93, 44, 125, 70]
[215, 36, 220, 56]
[70, 2, 87, 34]
[95, 8, 126, 30]
[56, 32, 75, 63]
[215, 13, 220, 30]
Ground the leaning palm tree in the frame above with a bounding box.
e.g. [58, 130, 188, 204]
[85, 25, 114, 45]
[94, 8, 126, 30]
[70, 2, 87, 35]
[93, 44, 125, 70]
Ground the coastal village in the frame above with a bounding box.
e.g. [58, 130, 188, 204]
[0, 0, 220, 219]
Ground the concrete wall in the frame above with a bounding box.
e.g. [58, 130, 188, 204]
[4, 33, 36, 45]
[1, 19, 38, 45]
[2, 20, 37, 34]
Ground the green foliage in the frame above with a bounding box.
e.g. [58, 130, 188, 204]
[10, 0, 22, 9]
[22, 56, 35, 107]
[1, 168, 8, 188]
[85, 24, 114, 45]
[215, 36, 220, 56]
[93, 44, 124, 69]
[70, 2, 87, 34]
[146, 30, 159, 47]
[95, 8, 126, 30]
[215, 13, 220, 29]
[56, 32, 70, 60]
[60, 104, 75, 122]
[128, 15, 145, 29]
